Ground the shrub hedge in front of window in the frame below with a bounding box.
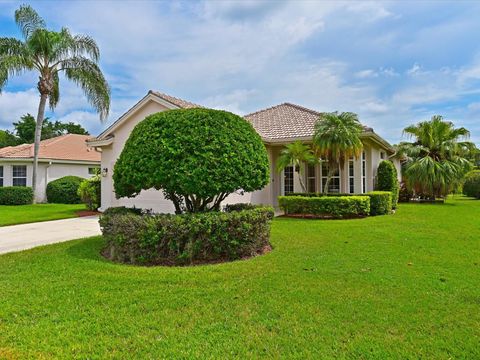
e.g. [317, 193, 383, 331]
[46, 176, 84, 204]
[0, 186, 34, 205]
[367, 191, 392, 215]
[278, 195, 370, 218]
[99, 206, 274, 266]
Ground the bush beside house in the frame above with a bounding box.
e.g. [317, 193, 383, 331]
[0, 186, 34, 205]
[100, 206, 274, 265]
[78, 175, 101, 210]
[46, 176, 84, 204]
[375, 160, 399, 208]
[278, 196, 370, 218]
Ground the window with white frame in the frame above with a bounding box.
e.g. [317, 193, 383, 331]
[12, 165, 27, 186]
[0, 166, 3, 187]
[362, 151, 366, 193]
[283, 165, 294, 195]
[306, 164, 316, 193]
[321, 161, 340, 193]
[88, 167, 100, 175]
[348, 157, 355, 193]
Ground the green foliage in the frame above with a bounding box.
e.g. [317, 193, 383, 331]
[77, 175, 101, 210]
[462, 170, 480, 199]
[376, 160, 399, 208]
[223, 203, 259, 212]
[113, 109, 270, 213]
[46, 176, 84, 204]
[313, 112, 364, 193]
[398, 182, 413, 203]
[398, 115, 476, 198]
[0, 129, 19, 148]
[100, 206, 274, 265]
[278, 195, 370, 218]
[0, 186, 33, 205]
[367, 191, 392, 215]
[12, 113, 88, 144]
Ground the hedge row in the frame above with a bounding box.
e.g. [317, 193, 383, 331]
[278, 196, 370, 218]
[100, 206, 275, 266]
[279, 191, 392, 216]
[0, 186, 34, 205]
[463, 170, 480, 199]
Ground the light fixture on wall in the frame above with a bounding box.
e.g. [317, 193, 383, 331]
[101, 168, 108, 177]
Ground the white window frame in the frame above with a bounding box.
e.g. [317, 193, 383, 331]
[348, 157, 355, 194]
[362, 151, 366, 193]
[321, 161, 340, 193]
[12, 165, 27, 187]
[282, 165, 294, 195]
[88, 167, 100, 175]
[0, 166, 3, 187]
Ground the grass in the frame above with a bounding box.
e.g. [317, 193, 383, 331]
[0, 204, 86, 227]
[0, 198, 479, 358]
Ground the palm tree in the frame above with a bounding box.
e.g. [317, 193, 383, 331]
[398, 115, 475, 199]
[0, 5, 110, 202]
[313, 112, 363, 193]
[277, 141, 316, 193]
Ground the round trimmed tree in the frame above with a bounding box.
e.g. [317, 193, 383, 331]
[113, 108, 270, 213]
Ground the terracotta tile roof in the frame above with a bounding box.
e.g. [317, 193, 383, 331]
[245, 103, 373, 141]
[0, 134, 100, 162]
[149, 90, 203, 109]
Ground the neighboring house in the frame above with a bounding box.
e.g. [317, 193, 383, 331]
[0, 134, 100, 202]
[87, 90, 400, 212]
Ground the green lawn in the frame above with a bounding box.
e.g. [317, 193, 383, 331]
[0, 198, 479, 359]
[0, 204, 87, 226]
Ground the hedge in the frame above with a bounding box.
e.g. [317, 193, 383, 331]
[0, 186, 33, 205]
[99, 206, 275, 266]
[278, 196, 370, 218]
[376, 160, 399, 208]
[463, 170, 480, 199]
[367, 191, 392, 215]
[284, 191, 393, 216]
[78, 175, 101, 210]
[46, 176, 84, 204]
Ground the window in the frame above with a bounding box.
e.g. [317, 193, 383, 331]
[306, 164, 316, 193]
[321, 161, 340, 193]
[380, 151, 385, 160]
[12, 165, 27, 186]
[283, 165, 294, 195]
[88, 167, 100, 175]
[348, 157, 355, 194]
[362, 151, 366, 193]
[0, 166, 3, 187]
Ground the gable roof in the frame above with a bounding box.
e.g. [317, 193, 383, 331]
[149, 91, 202, 109]
[244, 102, 373, 142]
[0, 134, 100, 162]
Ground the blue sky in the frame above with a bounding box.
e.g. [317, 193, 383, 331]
[1, 0, 480, 144]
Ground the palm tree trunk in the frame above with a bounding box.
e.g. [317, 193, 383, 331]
[32, 93, 47, 204]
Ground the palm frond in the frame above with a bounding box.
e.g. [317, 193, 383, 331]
[14, 5, 45, 39]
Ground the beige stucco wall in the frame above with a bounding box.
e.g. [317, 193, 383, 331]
[0, 161, 98, 202]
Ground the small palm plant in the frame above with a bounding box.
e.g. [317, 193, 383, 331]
[313, 112, 363, 193]
[0, 5, 110, 202]
[277, 141, 316, 193]
[397, 115, 476, 199]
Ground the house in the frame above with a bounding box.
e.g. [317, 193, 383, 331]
[0, 134, 100, 202]
[87, 91, 400, 212]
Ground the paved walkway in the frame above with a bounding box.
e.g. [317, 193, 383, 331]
[0, 216, 101, 255]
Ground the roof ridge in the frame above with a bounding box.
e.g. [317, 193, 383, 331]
[244, 103, 290, 118]
[148, 90, 202, 108]
[244, 102, 323, 119]
[283, 102, 322, 116]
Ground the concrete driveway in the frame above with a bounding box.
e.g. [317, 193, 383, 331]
[0, 216, 101, 255]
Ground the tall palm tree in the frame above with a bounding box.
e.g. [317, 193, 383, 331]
[398, 115, 475, 199]
[0, 5, 110, 202]
[313, 112, 363, 193]
[277, 141, 316, 193]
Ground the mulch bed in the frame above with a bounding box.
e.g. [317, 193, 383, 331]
[278, 214, 366, 220]
[76, 210, 101, 217]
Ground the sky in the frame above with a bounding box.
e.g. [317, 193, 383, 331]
[1, 0, 480, 144]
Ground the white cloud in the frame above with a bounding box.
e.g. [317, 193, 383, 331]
[0, 89, 39, 129]
[406, 62, 423, 76]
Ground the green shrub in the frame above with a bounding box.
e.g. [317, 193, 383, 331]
[223, 203, 259, 212]
[278, 196, 370, 218]
[376, 160, 399, 208]
[102, 206, 143, 216]
[367, 191, 392, 215]
[463, 170, 480, 199]
[99, 206, 274, 265]
[0, 186, 33, 205]
[46, 176, 84, 204]
[113, 108, 270, 213]
[398, 182, 413, 202]
[78, 175, 101, 210]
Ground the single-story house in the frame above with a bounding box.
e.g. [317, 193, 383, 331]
[87, 91, 400, 213]
[0, 134, 100, 202]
